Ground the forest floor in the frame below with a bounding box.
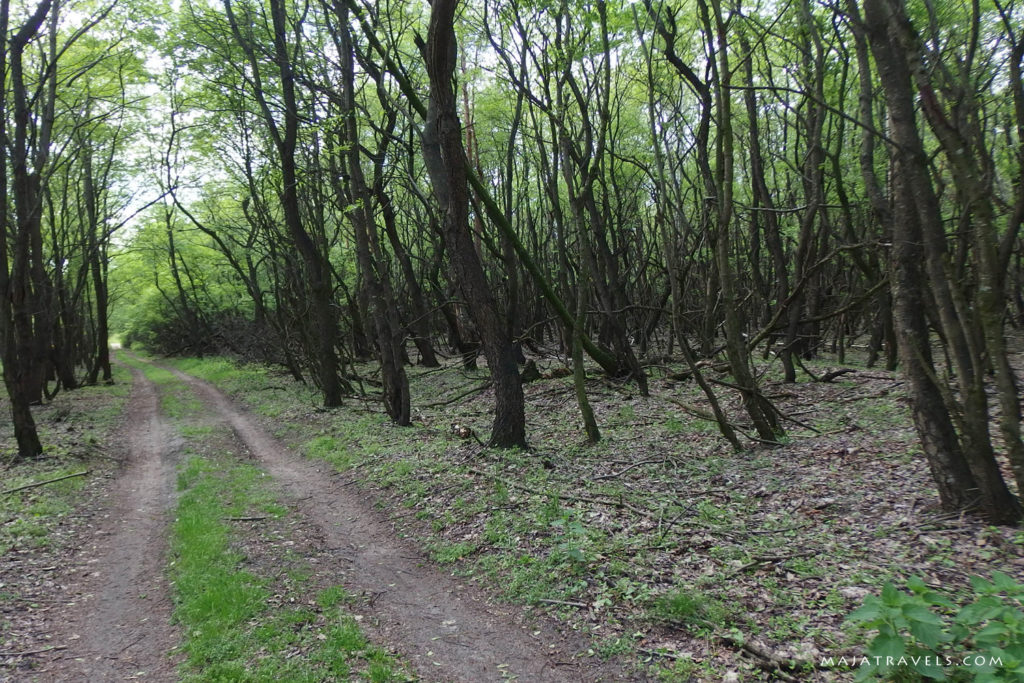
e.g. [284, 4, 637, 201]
[1, 345, 1022, 681]
[0, 352, 621, 682]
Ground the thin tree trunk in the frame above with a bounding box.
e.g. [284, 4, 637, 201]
[334, 5, 410, 425]
[708, 0, 780, 440]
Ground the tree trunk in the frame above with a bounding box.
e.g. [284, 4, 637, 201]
[862, 0, 1021, 523]
[223, 0, 345, 406]
[707, 0, 781, 440]
[421, 0, 526, 448]
[334, 5, 410, 425]
[0, 0, 53, 458]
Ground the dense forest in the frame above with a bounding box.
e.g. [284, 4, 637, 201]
[2, 0, 1023, 527]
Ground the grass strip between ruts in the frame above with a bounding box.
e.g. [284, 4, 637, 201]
[127, 357, 409, 682]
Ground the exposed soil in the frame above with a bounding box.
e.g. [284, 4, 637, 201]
[6, 353, 636, 681]
[6, 364, 183, 681]
[164, 361, 624, 682]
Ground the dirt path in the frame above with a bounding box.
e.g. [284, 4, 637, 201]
[39, 364, 181, 681]
[165, 363, 618, 682]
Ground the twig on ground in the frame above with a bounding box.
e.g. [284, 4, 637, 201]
[2, 471, 89, 496]
[743, 524, 809, 535]
[224, 516, 268, 522]
[639, 647, 688, 661]
[422, 382, 492, 408]
[725, 551, 816, 578]
[0, 645, 67, 657]
[537, 598, 588, 608]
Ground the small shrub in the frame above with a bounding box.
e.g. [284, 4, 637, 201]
[846, 573, 1024, 681]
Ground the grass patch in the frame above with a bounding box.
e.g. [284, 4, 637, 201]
[648, 588, 731, 633]
[304, 434, 358, 470]
[154, 361, 410, 682]
[172, 449, 410, 682]
[172, 456, 269, 666]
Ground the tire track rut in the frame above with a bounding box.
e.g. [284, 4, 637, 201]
[163, 362, 611, 682]
[44, 363, 181, 681]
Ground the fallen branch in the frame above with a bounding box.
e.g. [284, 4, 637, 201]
[721, 633, 799, 682]
[660, 614, 804, 680]
[468, 468, 655, 519]
[537, 598, 588, 608]
[2, 471, 89, 496]
[422, 382, 492, 408]
[819, 368, 858, 382]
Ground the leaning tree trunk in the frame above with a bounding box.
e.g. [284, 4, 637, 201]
[421, 0, 526, 449]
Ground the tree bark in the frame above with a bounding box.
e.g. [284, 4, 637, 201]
[223, 0, 345, 406]
[421, 0, 526, 448]
[862, 0, 1021, 523]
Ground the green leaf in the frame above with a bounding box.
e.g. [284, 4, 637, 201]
[847, 599, 883, 624]
[923, 591, 957, 609]
[1004, 643, 1024, 662]
[958, 598, 1005, 624]
[882, 583, 903, 607]
[975, 621, 1010, 643]
[565, 547, 586, 563]
[967, 659, 999, 675]
[909, 619, 948, 649]
[991, 572, 1022, 594]
[973, 673, 1003, 683]
[903, 603, 943, 625]
[868, 633, 906, 660]
[910, 656, 947, 679]
[853, 663, 879, 682]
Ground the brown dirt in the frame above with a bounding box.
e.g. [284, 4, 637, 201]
[16, 364, 182, 681]
[165, 363, 629, 682]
